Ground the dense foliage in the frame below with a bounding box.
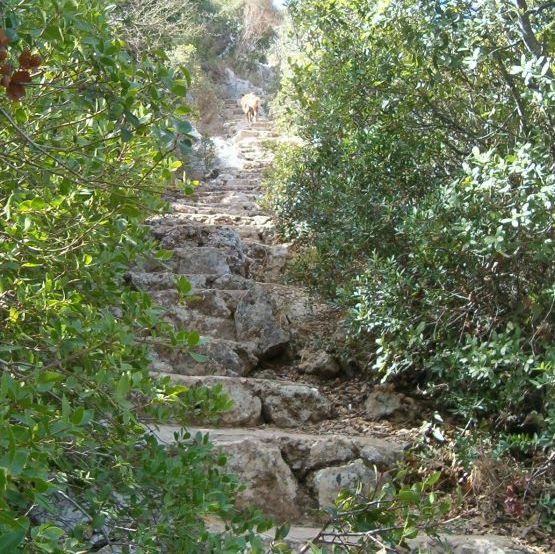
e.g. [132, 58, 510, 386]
[268, 0, 555, 444]
[0, 0, 267, 551]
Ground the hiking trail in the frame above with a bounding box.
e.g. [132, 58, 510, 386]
[128, 70, 532, 553]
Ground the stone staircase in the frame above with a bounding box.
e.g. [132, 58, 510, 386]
[128, 87, 532, 553]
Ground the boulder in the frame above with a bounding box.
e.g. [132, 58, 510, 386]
[200, 227, 249, 276]
[222, 439, 300, 521]
[259, 383, 333, 428]
[234, 284, 289, 358]
[359, 443, 404, 470]
[306, 437, 358, 472]
[310, 459, 378, 509]
[364, 387, 417, 421]
[154, 338, 258, 376]
[299, 349, 341, 378]
[173, 246, 230, 276]
[165, 375, 262, 427]
[199, 339, 258, 376]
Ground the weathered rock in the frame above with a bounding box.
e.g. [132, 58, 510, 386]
[199, 339, 258, 376]
[181, 291, 232, 318]
[359, 443, 404, 470]
[154, 338, 258, 376]
[364, 387, 417, 421]
[299, 349, 341, 378]
[200, 227, 249, 275]
[167, 307, 237, 340]
[260, 383, 333, 428]
[234, 284, 290, 358]
[306, 437, 358, 472]
[162, 375, 262, 426]
[279, 437, 312, 475]
[159, 375, 333, 428]
[173, 246, 231, 275]
[310, 459, 378, 509]
[211, 273, 251, 290]
[406, 534, 533, 553]
[126, 271, 176, 291]
[221, 439, 300, 521]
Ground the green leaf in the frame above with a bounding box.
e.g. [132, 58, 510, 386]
[274, 522, 290, 540]
[70, 406, 85, 425]
[175, 276, 192, 296]
[121, 128, 133, 142]
[425, 471, 441, 487]
[175, 105, 191, 116]
[171, 81, 188, 97]
[189, 351, 208, 363]
[116, 374, 130, 401]
[175, 120, 193, 135]
[397, 489, 420, 504]
[0, 523, 28, 552]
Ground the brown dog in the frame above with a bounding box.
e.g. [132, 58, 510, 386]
[241, 93, 261, 123]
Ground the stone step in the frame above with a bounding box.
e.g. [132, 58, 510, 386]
[150, 287, 248, 315]
[168, 246, 242, 276]
[153, 282, 298, 374]
[171, 203, 263, 216]
[233, 129, 277, 141]
[192, 191, 259, 202]
[163, 307, 238, 340]
[145, 218, 274, 244]
[151, 424, 405, 521]
[166, 211, 267, 225]
[170, 212, 273, 228]
[156, 373, 333, 428]
[203, 517, 532, 554]
[129, 271, 253, 292]
[151, 336, 259, 377]
[196, 184, 261, 193]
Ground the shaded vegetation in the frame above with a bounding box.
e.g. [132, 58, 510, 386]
[0, 0, 269, 550]
[268, 0, 554, 477]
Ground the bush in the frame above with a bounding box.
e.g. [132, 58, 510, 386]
[267, 0, 555, 438]
[0, 0, 265, 550]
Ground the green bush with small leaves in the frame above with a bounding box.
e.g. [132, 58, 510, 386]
[0, 0, 266, 551]
[267, 0, 555, 442]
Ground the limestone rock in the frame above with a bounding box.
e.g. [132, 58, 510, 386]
[406, 534, 533, 553]
[222, 439, 300, 521]
[278, 437, 312, 474]
[164, 375, 262, 426]
[161, 376, 333, 428]
[173, 246, 230, 276]
[299, 349, 341, 378]
[359, 443, 404, 470]
[306, 437, 358, 472]
[259, 383, 333, 428]
[199, 339, 258, 376]
[181, 291, 232, 318]
[200, 227, 249, 276]
[125, 271, 175, 291]
[234, 284, 289, 358]
[365, 387, 417, 421]
[211, 273, 251, 290]
[310, 459, 378, 509]
[154, 338, 258, 376]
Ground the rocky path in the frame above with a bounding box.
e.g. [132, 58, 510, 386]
[128, 76, 534, 553]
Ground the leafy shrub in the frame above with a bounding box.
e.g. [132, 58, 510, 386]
[0, 0, 264, 550]
[301, 470, 450, 553]
[267, 0, 555, 438]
